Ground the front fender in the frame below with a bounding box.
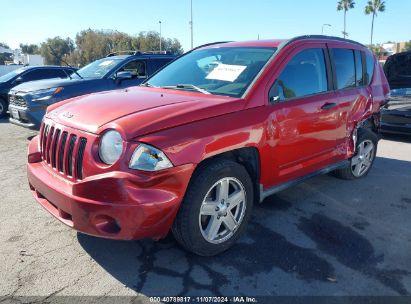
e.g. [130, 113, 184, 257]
[135, 107, 265, 166]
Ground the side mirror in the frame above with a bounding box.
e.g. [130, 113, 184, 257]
[13, 76, 24, 85]
[268, 80, 285, 104]
[115, 71, 133, 83]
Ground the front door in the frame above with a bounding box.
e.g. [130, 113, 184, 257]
[267, 46, 340, 183]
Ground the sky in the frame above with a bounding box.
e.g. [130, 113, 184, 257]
[0, 0, 410, 52]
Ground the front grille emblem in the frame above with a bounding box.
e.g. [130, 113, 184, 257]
[62, 111, 74, 119]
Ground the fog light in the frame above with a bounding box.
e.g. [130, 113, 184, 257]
[93, 215, 121, 234]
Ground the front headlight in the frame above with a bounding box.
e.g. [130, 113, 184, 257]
[129, 144, 173, 171]
[31, 87, 64, 101]
[99, 130, 123, 165]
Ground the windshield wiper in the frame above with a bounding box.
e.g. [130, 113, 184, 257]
[162, 84, 211, 95]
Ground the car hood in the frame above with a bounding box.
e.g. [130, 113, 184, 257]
[46, 86, 243, 139]
[9, 77, 90, 93]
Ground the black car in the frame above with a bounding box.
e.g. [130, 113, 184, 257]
[381, 51, 411, 135]
[8, 51, 176, 129]
[0, 66, 76, 118]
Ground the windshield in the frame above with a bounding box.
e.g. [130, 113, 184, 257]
[0, 68, 26, 83]
[146, 47, 276, 97]
[72, 58, 122, 79]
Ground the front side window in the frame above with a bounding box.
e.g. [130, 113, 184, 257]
[333, 48, 356, 90]
[147, 47, 276, 97]
[118, 60, 146, 79]
[269, 48, 328, 101]
[41, 69, 68, 79]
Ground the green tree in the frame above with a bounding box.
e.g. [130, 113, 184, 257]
[337, 0, 355, 39]
[19, 43, 40, 54]
[0, 42, 12, 65]
[67, 29, 184, 67]
[404, 41, 411, 52]
[365, 0, 386, 46]
[40, 37, 74, 65]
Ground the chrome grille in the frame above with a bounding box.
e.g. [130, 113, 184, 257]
[8, 94, 27, 107]
[40, 122, 87, 180]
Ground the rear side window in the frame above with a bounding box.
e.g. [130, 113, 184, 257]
[332, 49, 356, 90]
[354, 50, 364, 86]
[365, 51, 376, 85]
[269, 48, 328, 101]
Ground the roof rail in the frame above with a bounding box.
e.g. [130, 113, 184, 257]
[285, 35, 366, 48]
[106, 50, 172, 57]
[192, 41, 233, 50]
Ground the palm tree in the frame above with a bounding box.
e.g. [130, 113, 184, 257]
[365, 0, 386, 46]
[337, 0, 356, 39]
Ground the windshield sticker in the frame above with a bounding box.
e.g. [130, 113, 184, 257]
[206, 64, 247, 82]
[99, 60, 114, 67]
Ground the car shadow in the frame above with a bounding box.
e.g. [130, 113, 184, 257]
[78, 157, 411, 296]
[0, 117, 9, 123]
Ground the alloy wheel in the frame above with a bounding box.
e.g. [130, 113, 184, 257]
[351, 139, 375, 177]
[199, 177, 247, 244]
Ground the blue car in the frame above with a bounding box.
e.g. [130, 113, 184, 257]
[8, 51, 175, 129]
[0, 66, 76, 118]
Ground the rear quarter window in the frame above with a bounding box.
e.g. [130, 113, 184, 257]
[365, 51, 376, 85]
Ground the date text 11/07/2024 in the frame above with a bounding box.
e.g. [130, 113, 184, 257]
[149, 296, 258, 303]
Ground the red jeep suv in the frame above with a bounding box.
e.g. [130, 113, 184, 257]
[27, 36, 390, 256]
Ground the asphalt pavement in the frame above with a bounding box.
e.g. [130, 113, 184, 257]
[1, 117, 411, 301]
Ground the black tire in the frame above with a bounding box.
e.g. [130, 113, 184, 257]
[0, 98, 7, 118]
[333, 128, 378, 180]
[172, 159, 254, 256]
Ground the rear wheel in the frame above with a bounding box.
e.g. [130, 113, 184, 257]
[334, 128, 378, 180]
[172, 159, 253, 256]
[0, 99, 7, 118]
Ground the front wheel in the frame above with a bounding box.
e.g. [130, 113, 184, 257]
[334, 128, 378, 180]
[0, 99, 7, 118]
[172, 159, 253, 256]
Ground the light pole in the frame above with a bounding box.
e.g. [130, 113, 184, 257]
[190, 0, 193, 49]
[159, 21, 162, 52]
[322, 24, 331, 35]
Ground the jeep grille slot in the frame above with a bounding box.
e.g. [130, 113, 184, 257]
[76, 138, 87, 180]
[67, 135, 77, 177]
[58, 132, 68, 173]
[39, 122, 87, 180]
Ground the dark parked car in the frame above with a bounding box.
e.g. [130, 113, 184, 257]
[0, 66, 76, 118]
[381, 51, 411, 135]
[8, 51, 176, 129]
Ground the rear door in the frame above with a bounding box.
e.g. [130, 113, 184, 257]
[328, 45, 370, 161]
[266, 43, 340, 183]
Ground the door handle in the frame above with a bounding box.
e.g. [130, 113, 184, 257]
[321, 102, 337, 110]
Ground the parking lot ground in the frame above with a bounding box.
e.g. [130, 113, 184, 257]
[1, 117, 411, 300]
